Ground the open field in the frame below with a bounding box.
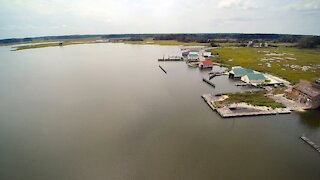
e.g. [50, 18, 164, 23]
[217, 91, 286, 109]
[211, 47, 320, 83]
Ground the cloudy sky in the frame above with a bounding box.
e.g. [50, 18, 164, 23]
[0, 0, 319, 39]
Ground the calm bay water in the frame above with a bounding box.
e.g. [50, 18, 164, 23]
[0, 43, 319, 180]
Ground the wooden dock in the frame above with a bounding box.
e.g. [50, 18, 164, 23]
[202, 78, 215, 88]
[236, 83, 251, 86]
[158, 56, 183, 61]
[209, 72, 226, 80]
[300, 135, 320, 153]
[159, 65, 167, 74]
[201, 94, 217, 110]
[216, 107, 277, 118]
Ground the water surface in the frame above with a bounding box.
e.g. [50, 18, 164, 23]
[0, 43, 319, 180]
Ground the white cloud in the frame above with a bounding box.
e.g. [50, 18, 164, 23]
[286, 0, 320, 11]
[0, 0, 319, 38]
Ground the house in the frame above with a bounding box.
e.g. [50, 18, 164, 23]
[182, 50, 189, 57]
[247, 41, 268, 48]
[203, 52, 212, 58]
[229, 67, 253, 78]
[187, 52, 199, 62]
[287, 79, 320, 109]
[199, 60, 213, 68]
[241, 73, 266, 84]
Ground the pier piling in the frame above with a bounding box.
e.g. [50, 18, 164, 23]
[159, 65, 167, 74]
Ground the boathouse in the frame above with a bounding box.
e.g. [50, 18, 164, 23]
[241, 73, 266, 84]
[199, 60, 213, 68]
[288, 79, 320, 109]
[229, 67, 253, 78]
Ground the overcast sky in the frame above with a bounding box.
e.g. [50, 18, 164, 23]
[0, 0, 319, 39]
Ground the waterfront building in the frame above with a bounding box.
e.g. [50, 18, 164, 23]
[287, 79, 320, 109]
[187, 52, 199, 62]
[203, 52, 212, 58]
[229, 67, 253, 78]
[199, 60, 213, 68]
[241, 73, 266, 84]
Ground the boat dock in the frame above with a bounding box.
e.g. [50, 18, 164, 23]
[158, 56, 183, 61]
[201, 93, 291, 118]
[236, 83, 251, 86]
[201, 94, 217, 110]
[300, 135, 320, 153]
[209, 72, 227, 80]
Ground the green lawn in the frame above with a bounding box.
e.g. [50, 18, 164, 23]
[217, 91, 285, 109]
[211, 47, 320, 84]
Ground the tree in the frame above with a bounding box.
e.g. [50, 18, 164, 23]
[297, 36, 320, 48]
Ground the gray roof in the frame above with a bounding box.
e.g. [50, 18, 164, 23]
[294, 80, 320, 98]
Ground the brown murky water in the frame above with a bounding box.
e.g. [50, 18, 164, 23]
[0, 43, 319, 180]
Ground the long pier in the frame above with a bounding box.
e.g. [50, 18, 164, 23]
[202, 78, 215, 88]
[300, 135, 320, 153]
[158, 56, 183, 61]
[159, 65, 167, 74]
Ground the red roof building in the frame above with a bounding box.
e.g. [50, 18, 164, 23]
[199, 60, 213, 68]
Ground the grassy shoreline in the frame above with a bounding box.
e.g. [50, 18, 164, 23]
[211, 47, 320, 84]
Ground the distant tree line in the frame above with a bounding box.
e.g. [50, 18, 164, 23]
[1, 33, 319, 49]
[297, 36, 320, 48]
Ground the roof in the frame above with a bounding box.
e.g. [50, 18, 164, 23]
[190, 49, 200, 53]
[188, 53, 198, 57]
[293, 80, 320, 98]
[201, 60, 213, 65]
[245, 73, 266, 80]
[231, 67, 253, 76]
[189, 52, 199, 55]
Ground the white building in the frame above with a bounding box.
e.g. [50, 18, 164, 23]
[187, 52, 199, 62]
[203, 52, 212, 58]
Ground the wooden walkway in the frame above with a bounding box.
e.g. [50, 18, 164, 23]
[300, 135, 320, 153]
